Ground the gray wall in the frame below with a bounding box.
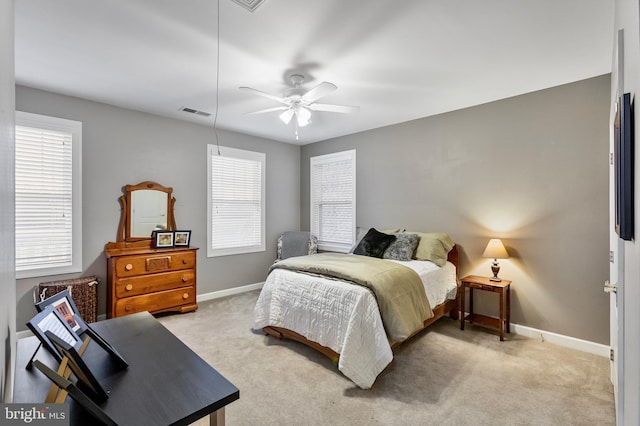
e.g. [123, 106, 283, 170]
[15, 86, 300, 331]
[301, 75, 611, 345]
[1, 0, 16, 401]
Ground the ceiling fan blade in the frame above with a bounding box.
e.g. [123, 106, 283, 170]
[245, 106, 289, 115]
[239, 86, 286, 104]
[279, 108, 295, 124]
[309, 103, 360, 114]
[301, 81, 337, 103]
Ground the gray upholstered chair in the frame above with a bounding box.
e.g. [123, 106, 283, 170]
[275, 231, 318, 262]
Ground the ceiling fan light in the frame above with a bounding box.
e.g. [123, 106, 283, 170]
[296, 107, 311, 127]
[279, 109, 294, 124]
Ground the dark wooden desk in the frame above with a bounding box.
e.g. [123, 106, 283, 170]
[14, 312, 239, 425]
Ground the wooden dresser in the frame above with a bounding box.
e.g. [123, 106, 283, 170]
[105, 240, 198, 318]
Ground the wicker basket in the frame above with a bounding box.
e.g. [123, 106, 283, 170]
[35, 276, 99, 323]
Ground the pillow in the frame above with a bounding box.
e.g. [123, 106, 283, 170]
[407, 232, 454, 266]
[353, 228, 396, 258]
[383, 233, 420, 261]
[274, 231, 318, 263]
[349, 227, 402, 253]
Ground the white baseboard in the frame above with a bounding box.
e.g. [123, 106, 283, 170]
[197, 281, 264, 303]
[511, 323, 610, 358]
[459, 310, 609, 358]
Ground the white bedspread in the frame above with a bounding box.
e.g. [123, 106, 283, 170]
[253, 259, 457, 389]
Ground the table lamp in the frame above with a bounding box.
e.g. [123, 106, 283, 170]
[482, 239, 509, 282]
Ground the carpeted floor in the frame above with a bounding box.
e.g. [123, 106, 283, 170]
[158, 291, 615, 426]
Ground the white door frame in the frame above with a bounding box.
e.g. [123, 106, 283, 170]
[609, 28, 624, 425]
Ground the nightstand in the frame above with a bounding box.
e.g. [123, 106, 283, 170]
[460, 275, 511, 341]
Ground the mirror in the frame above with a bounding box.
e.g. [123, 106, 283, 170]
[117, 181, 176, 242]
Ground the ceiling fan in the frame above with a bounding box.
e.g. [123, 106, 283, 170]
[239, 74, 359, 128]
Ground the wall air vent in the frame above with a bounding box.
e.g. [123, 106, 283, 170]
[229, 0, 266, 12]
[179, 106, 212, 117]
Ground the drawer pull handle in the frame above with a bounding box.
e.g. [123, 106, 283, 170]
[125, 305, 132, 312]
[125, 284, 133, 291]
[182, 259, 188, 264]
[182, 276, 188, 283]
[182, 293, 189, 300]
[125, 263, 133, 271]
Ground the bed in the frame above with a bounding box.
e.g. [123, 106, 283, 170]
[253, 230, 459, 389]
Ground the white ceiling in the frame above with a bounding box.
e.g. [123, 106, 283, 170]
[15, 0, 614, 145]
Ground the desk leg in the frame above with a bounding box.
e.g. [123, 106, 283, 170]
[499, 289, 504, 341]
[210, 407, 225, 426]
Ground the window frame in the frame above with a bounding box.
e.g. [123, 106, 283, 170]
[310, 149, 356, 253]
[207, 144, 266, 257]
[15, 111, 83, 279]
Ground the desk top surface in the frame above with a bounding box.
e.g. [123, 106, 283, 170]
[14, 312, 239, 426]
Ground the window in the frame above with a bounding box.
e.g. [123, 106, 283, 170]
[310, 150, 356, 252]
[15, 112, 82, 278]
[207, 145, 265, 257]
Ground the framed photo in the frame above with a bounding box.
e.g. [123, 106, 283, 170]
[27, 305, 83, 362]
[152, 230, 174, 248]
[35, 289, 85, 333]
[174, 230, 191, 247]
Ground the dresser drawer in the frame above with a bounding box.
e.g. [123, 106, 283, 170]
[466, 282, 498, 292]
[114, 251, 195, 277]
[114, 286, 196, 317]
[115, 270, 195, 298]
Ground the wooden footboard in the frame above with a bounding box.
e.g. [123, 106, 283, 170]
[263, 325, 341, 363]
[262, 295, 459, 363]
[263, 244, 461, 364]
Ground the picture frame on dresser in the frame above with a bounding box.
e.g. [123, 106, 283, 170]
[174, 230, 191, 247]
[152, 230, 174, 248]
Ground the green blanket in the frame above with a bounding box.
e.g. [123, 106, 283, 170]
[270, 253, 433, 344]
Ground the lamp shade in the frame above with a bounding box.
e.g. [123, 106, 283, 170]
[482, 239, 509, 259]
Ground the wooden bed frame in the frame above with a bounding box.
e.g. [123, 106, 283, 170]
[262, 245, 460, 364]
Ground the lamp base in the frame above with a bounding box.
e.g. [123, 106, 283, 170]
[490, 260, 501, 282]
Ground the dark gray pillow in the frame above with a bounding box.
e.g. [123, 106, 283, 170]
[383, 233, 419, 261]
[353, 228, 396, 258]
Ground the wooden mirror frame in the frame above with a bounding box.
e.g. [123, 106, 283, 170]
[116, 181, 176, 242]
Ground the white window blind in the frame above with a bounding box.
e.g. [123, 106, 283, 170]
[15, 112, 82, 278]
[207, 145, 265, 257]
[310, 150, 356, 252]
